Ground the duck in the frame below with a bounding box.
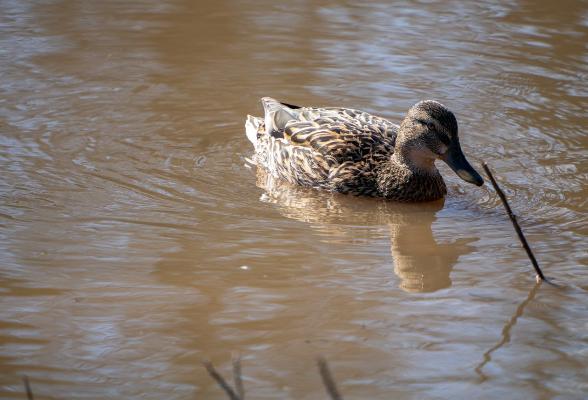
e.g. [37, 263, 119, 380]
[245, 97, 484, 202]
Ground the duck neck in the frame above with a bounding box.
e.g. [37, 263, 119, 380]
[376, 141, 446, 201]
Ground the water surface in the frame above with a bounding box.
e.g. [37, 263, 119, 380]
[1, 0, 587, 399]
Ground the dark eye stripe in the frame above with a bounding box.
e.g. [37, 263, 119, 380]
[416, 118, 451, 145]
[416, 119, 437, 130]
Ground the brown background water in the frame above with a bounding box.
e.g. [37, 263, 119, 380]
[1, 0, 587, 399]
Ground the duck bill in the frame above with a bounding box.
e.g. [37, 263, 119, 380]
[441, 145, 484, 186]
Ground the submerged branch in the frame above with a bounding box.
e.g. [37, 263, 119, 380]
[23, 376, 33, 400]
[202, 356, 346, 400]
[203, 360, 242, 400]
[482, 163, 549, 282]
[317, 357, 343, 400]
[232, 355, 244, 400]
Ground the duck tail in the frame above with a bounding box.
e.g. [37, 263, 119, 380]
[245, 114, 262, 145]
[279, 101, 302, 109]
[261, 97, 300, 136]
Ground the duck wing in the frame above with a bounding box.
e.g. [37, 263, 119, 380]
[262, 97, 398, 165]
[252, 97, 397, 191]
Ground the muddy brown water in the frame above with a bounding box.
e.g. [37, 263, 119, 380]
[1, 1, 587, 399]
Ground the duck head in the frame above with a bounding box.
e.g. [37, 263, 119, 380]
[396, 100, 484, 186]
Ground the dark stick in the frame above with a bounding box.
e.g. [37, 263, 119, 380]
[482, 163, 547, 282]
[317, 357, 343, 400]
[23, 376, 34, 400]
[232, 355, 244, 400]
[203, 361, 241, 400]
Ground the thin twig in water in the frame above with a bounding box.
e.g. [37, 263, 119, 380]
[203, 360, 241, 400]
[482, 163, 549, 282]
[232, 355, 244, 400]
[23, 376, 34, 400]
[317, 357, 343, 400]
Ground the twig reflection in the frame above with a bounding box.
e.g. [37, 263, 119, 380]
[474, 281, 541, 380]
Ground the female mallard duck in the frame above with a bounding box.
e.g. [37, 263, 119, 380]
[245, 97, 484, 202]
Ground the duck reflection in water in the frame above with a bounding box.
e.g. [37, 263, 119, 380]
[255, 169, 477, 293]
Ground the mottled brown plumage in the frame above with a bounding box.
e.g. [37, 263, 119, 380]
[245, 97, 483, 202]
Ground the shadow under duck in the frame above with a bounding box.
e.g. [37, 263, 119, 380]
[245, 97, 484, 202]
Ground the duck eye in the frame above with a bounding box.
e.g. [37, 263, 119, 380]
[426, 121, 435, 130]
